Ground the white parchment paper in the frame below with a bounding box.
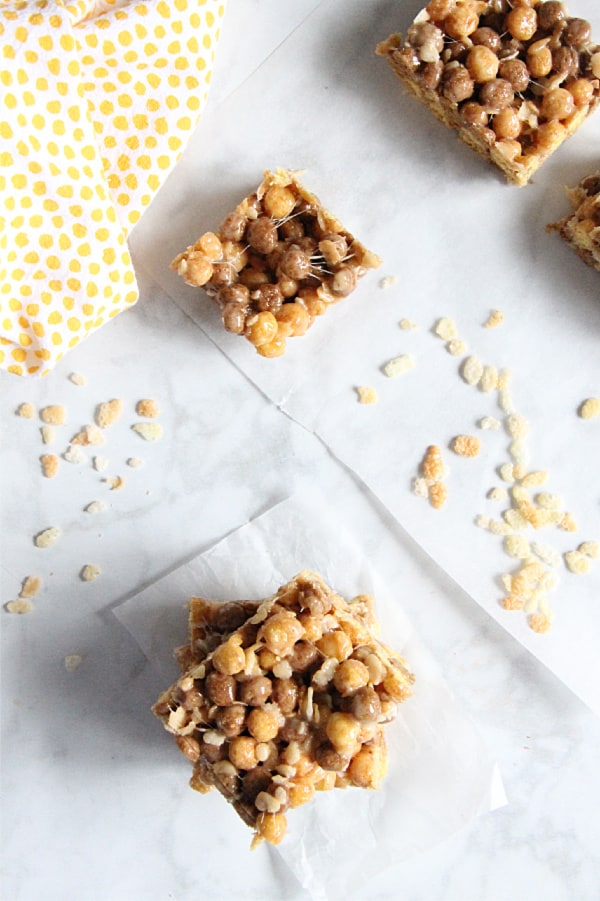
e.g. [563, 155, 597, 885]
[130, 0, 600, 717]
[114, 495, 505, 900]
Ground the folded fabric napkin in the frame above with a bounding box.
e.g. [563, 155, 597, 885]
[0, 0, 225, 376]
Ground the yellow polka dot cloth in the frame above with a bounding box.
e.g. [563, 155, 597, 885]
[0, 0, 225, 376]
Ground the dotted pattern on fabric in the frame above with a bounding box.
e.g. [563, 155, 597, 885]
[0, 0, 225, 376]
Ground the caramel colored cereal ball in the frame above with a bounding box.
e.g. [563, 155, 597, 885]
[229, 736, 258, 770]
[256, 812, 287, 845]
[461, 102, 488, 127]
[466, 45, 499, 83]
[347, 747, 377, 788]
[568, 78, 595, 107]
[212, 638, 246, 676]
[194, 231, 222, 260]
[541, 87, 575, 120]
[444, 4, 479, 40]
[247, 707, 281, 743]
[245, 311, 278, 347]
[492, 107, 521, 140]
[331, 267, 357, 297]
[263, 185, 297, 220]
[275, 302, 312, 337]
[316, 629, 353, 661]
[506, 6, 537, 40]
[256, 336, 287, 358]
[527, 42, 553, 78]
[258, 613, 304, 656]
[333, 659, 370, 697]
[325, 712, 361, 755]
[182, 252, 213, 286]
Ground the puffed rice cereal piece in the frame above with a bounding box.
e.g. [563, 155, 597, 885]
[579, 541, 600, 559]
[528, 613, 552, 635]
[421, 444, 447, 481]
[428, 481, 448, 509]
[480, 365, 498, 394]
[40, 405, 66, 426]
[40, 426, 55, 445]
[70, 424, 105, 446]
[559, 512, 578, 532]
[578, 397, 600, 420]
[487, 487, 507, 503]
[136, 398, 160, 418]
[68, 372, 87, 386]
[499, 463, 515, 483]
[451, 434, 481, 458]
[503, 534, 531, 560]
[461, 355, 483, 387]
[34, 527, 61, 549]
[93, 456, 109, 472]
[64, 654, 84, 671]
[16, 402, 35, 418]
[132, 422, 164, 442]
[506, 414, 529, 439]
[382, 354, 416, 378]
[483, 310, 504, 329]
[356, 386, 378, 405]
[84, 501, 106, 514]
[19, 575, 42, 598]
[536, 492, 564, 511]
[379, 275, 397, 289]
[531, 543, 561, 568]
[433, 317, 457, 340]
[5, 599, 34, 614]
[564, 550, 591, 575]
[479, 416, 500, 430]
[399, 318, 419, 330]
[40, 454, 59, 478]
[80, 564, 101, 582]
[446, 338, 467, 356]
[412, 477, 430, 499]
[64, 445, 87, 465]
[103, 476, 124, 491]
[127, 457, 145, 468]
[95, 398, 123, 429]
[520, 471, 548, 489]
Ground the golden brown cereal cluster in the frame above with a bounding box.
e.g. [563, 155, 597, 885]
[377, 1, 600, 185]
[171, 169, 381, 357]
[548, 171, 600, 271]
[152, 571, 414, 847]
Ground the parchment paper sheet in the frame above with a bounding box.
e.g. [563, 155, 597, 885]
[115, 495, 506, 900]
[130, 0, 600, 716]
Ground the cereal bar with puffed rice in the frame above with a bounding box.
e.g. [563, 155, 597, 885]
[170, 169, 381, 357]
[152, 571, 414, 848]
[548, 170, 600, 271]
[376, 1, 600, 186]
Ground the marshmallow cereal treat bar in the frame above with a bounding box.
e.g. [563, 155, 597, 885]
[376, 1, 600, 186]
[171, 169, 382, 357]
[548, 170, 600, 271]
[152, 571, 414, 848]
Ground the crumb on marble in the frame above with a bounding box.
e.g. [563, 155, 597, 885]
[483, 309, 504, 329]
[131, 422, 164, 442]
[34, 526, 61, 549]
[136, 398, 160, 418]
[446, 338, 467, 356]
[20, 575, 42, 598]
[461, 355, 483, 387]
[40, 454, 60, 478]
[64, 654, 84, 671]
[68, 372, 87, 387]
[356, 386, 378, 405]
[5, 599, 34, 614]
[451, 434, 481, 458]
[382, 354, 415, 379]
[95, 398, 123, 429]
[578, 397, 600, 420]
[80, 564, 101, 582]
[16, 402, 35, 419]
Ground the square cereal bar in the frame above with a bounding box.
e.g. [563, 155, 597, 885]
[376, 1, 600, 186]
[548, 169, 600, 270]
[170, 169, 381, 356]
[152, 571, 414, 848]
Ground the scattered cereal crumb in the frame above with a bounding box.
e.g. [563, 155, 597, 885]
[16, 402, 35, 419]
[421, 445, 447, 481]
[521, 471, 548, 488]
[93, 456, 109, 472]
[126, 457, 144, 468]
[84, 501, 106, 514]
[503, 508, 529, 531]
[64, 445, 87, 465]
[382, 354, 416, 379]
[508, 439, 529, 466]
[506, 414, 529, 439]
[446, 338, 467, 356]
[480, 365, 498, 394]
[136, 398, 160, 418]
[412, 477, 429, 499]
[20, 575, 42, 599]
[531, 543, 561, 568]
[131, 422, 164, 442]
[40, 454, 60, 478]
[559, 512, 577, 532]
[64, 654, 84, 671]
[497, 369, 512, 390]
[103, 476, 124, 491]
[498, 389, 515, 415]
[503, 534, 531, 559]
[451, 434, 481, 458]
[80, 564, 101, 582]
[578, 540, 599, 559]
[483, 309, 504, 329]
[379, 275, 396, 289]
[487, 487, 507, 502]
[479, 416, 500, 430]
[399, 318, 418, 331]
[499, 463, 515, 483]
[528, 612, 552, 634]
[40, 425, 55, 445]
[434, 317, 457, 340]
[475, 514, 491, 530]
[68, 372, 87, 387]
[488, 518, 512, 536]
[356, 386, 378, 405]
[70, 424, 105, 446]
[501, 595, 524, 611]
[428, 481, 448, 510]
[511, 485, 530, 504]
[578, 397, 600, 420]
[5, 599, 34, 614]
[461, 355, 483, 387]
[34, 526, 61, 549]
[535, 492, 563, 510]
[40, 405, 66, 426]
[513, 465, 527, 480]
[564, 550, 590, 575]
[95, 398, 123, 429]
[540, 571, 558, 592]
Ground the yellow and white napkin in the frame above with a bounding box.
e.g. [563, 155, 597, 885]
[0, 0, 225, 376]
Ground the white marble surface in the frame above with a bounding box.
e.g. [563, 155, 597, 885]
[2, 2, 600, 900]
